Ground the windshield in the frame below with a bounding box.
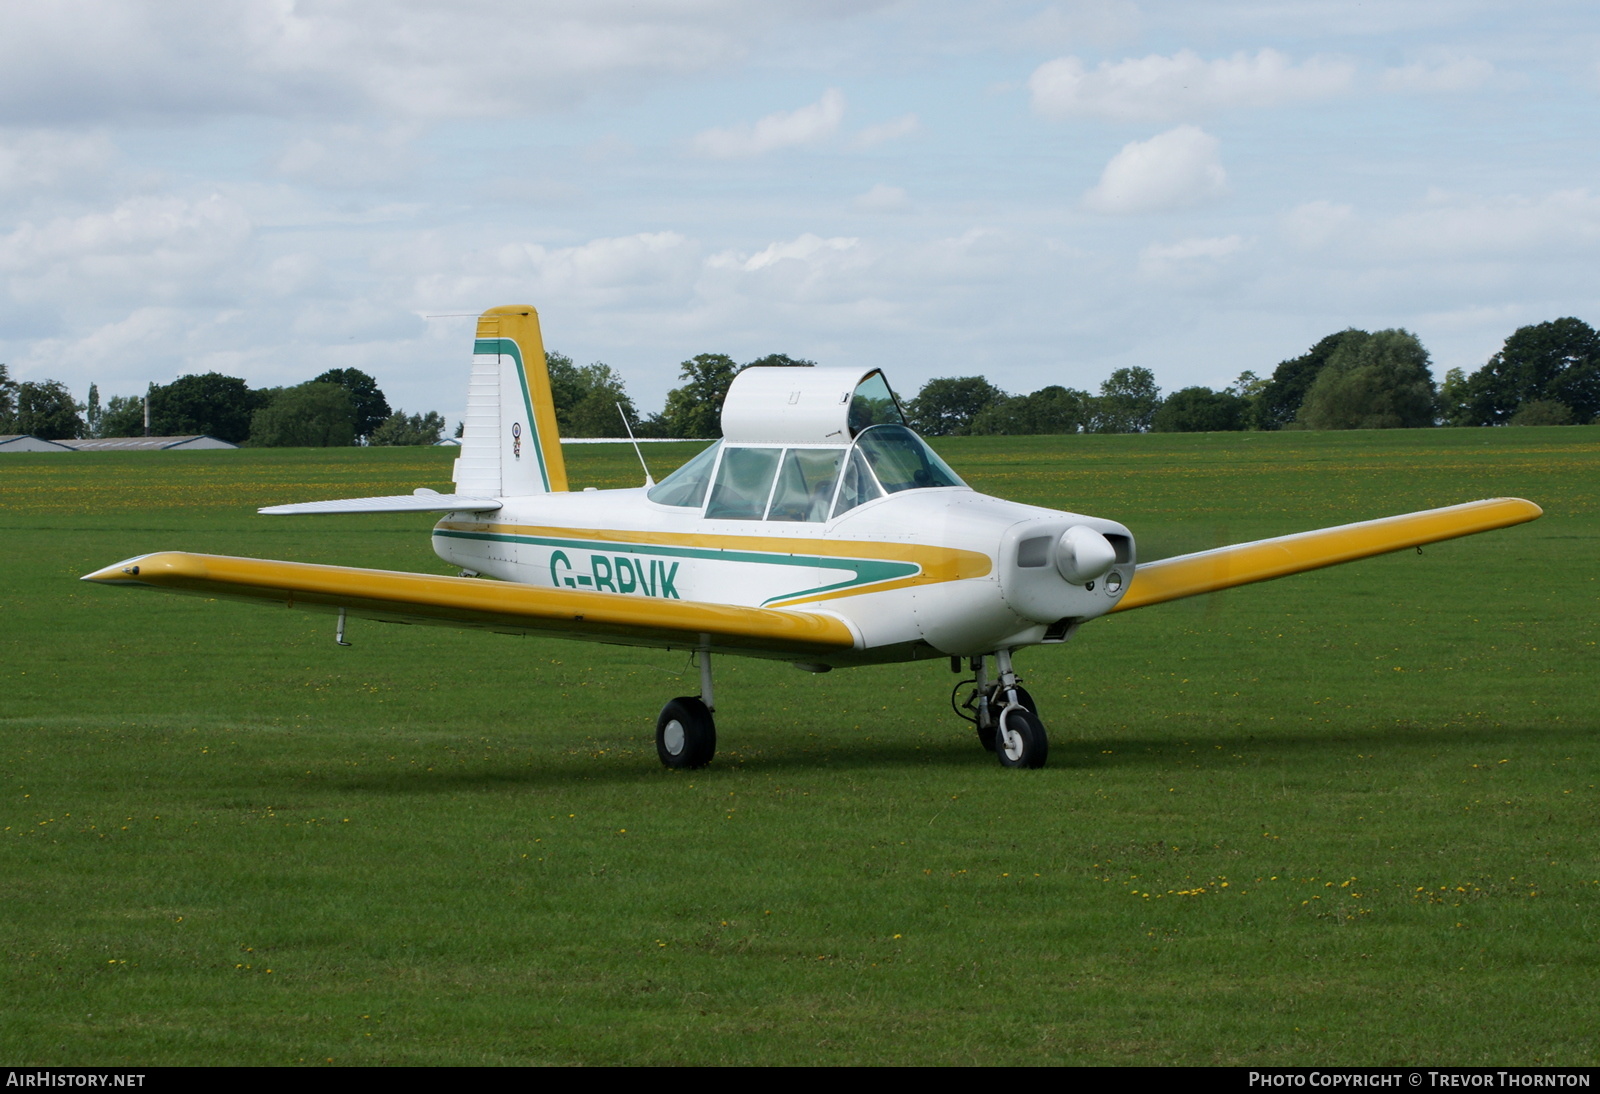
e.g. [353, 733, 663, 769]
[647, 441, 720, 507]
[854, 424, 964, 493]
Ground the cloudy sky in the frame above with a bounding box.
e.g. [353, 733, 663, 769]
[2, 0, 1596, 425]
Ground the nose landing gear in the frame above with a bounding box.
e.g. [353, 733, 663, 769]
[953, 649, 1049, 768]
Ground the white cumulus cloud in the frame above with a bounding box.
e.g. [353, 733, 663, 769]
[1138, 234, 1247, 278]
[1380, 54, 1494, 93]
[1084, 126, 1228, 214]
[0, 131, 118, 198]
[692, 90, 846, 158]
[1029, 48, 1354, 122]
[851, 113, 919, 150]
[711, 233, 859, 273]
[0, 0, 776, 124]
[0, 194, 253, 304]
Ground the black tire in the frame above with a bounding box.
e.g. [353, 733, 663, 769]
[995, 707, 1049, 769]
[656, 697, 716, 769]
[979, 685, 1036, 752]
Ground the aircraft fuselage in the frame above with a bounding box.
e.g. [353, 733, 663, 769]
[431, 483, 1136, 665]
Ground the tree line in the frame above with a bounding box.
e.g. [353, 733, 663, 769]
[899, 317, 1598, 437]
[0, 366, 445, 446]
[5, 315, 1593, 446]
[557, 316, 1598, 441]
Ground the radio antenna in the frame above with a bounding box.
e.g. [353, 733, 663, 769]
[618, 402, 654, 487]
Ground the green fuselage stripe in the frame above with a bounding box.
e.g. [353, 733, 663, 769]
[433, 528, 919, 605]
[474, 337, 550, 492]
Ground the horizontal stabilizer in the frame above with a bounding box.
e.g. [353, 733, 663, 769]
[260, 493, 501, 515]
[81, 552, 856, 658]
[1114, 497, 1542, 612]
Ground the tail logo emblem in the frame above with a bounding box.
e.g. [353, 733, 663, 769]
[512, 421, 522, 459]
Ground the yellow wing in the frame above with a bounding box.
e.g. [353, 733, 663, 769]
[1113, 497, 1542, 612]
[82, 552, 856, 658]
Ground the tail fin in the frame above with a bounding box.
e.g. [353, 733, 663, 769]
[452, 305, 569, 497]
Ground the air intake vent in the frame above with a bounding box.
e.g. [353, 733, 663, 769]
[1017, 535, 1053, 568]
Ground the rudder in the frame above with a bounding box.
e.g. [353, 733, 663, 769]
[452, 305, 569, 497]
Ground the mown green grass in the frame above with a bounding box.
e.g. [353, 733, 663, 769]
[1, 429, 1596, 1065]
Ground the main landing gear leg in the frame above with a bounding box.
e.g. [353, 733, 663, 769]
[656, 649, 717, 769]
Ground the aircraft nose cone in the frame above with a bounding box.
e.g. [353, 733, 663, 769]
[1054, 525, 1116, 585]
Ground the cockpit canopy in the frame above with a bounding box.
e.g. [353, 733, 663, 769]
[719, 366, 906, 444]
[647, 367, 964, 522]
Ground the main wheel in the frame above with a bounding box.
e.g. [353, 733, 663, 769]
[978, 685, 1036, 752]
[995, 707, 1049, 769]
[656, 697, 716, 769]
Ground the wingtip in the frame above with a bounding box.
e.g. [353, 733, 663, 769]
[82, 556, 148, 583]
[1494, 497, 1544, 522]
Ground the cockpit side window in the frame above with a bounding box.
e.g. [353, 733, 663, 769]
[705, 447, 781, 520]
[647, 441, 721, 508]
[766, 448, 843, 523]
[848, 371, 906, 436]
[855, 424, 965, 493]
[831, 447, 883, 518]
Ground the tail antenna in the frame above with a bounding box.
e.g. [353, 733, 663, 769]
[617, 402, 654, 487]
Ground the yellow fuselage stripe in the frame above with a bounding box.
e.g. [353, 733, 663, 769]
[435, 520, 994, 605]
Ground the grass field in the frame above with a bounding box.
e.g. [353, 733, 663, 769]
[1, 427, 1596, 1065]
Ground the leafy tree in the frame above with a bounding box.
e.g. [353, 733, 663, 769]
[544, 351, 640, 438]
[1255, 330, 1368, 430]
[0, 364, 16, 431]
[1228, 370, 1267, 401]
[656, 353, 741, 439]
[148, 373, 257, 443]
[248, 383, 356, 447]
[1226, 370, 1267, 427]
[1296, 328, 1436, 430]
[1151, 386, 1248, 432]
[14, 379, 85, 439]
[370, 409, 446, 445]
[1458, 318, 1600, 426]
[100, 395, 146, 437]
[85, 383, 102, 438]
[313, 368, 390, 442]
[1088, 367, 1161, 433]
[1508, 399, 1574, 426]
[906, 376, 1007, 437]
[744, 353, 816, 370]
[970, 385, 1091, 435]
[1438, 367, 1475, 427]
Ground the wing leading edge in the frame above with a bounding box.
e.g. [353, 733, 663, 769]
[1113, 497, 1542, 612]
[81, 552, 856, 657]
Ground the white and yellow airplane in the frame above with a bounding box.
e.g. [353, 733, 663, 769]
[84, 305, 1542, 770]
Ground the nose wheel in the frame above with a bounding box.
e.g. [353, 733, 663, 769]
[995, 706, 1048, 768]
[954, 651, 1050, 768]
